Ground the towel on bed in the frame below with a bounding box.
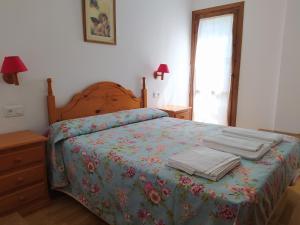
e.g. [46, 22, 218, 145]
[167, 147, 240, 181]
[203, 134, 272, 160]
[223, 127, 283, 146]
[203, 134, 266, 152]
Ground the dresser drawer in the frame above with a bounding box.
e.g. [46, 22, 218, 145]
[0, 165, 45, 195]
[0, 183, 47, 215]
[175, 111, 191, 120]
[0, 144, 44, 173]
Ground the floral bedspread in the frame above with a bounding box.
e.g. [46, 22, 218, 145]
[47, 108, 300, 225]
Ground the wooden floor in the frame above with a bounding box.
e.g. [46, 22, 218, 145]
[24, 196, 107, 225]
[0, 213, 28, 225]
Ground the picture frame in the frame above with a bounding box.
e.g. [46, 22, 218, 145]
[82, 0, 116, 45]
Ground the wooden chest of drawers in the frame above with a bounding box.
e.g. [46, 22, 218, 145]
[0, 131, 49, 216]
[158, 105, 192, 120]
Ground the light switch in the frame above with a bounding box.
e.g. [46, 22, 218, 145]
[3, 105, 24, 117]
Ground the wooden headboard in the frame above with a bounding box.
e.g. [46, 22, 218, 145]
[47, 77, 147, 124]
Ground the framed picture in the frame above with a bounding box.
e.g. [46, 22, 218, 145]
[82, 0, 116, 45]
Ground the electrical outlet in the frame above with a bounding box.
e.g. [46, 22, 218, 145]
[3, 105, 24, 118]
[152, 92, 161, 98]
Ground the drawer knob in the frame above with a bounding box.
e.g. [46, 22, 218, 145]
[17, 177, 24, 183]
[14, 158, 22, 163]
[18, 196, 26, 201]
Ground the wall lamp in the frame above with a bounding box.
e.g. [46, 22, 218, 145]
[1, 56, 28, 86]
[154, 64, 170, 80]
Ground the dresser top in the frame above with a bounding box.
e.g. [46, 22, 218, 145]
[0, 130, 47, 150]
[158, 105, 192, 113]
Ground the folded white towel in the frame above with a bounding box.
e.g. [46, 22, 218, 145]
[223, 127, 283, 146]
[203, 134, 266, 152]
[204, 140, 271, 160]
[195, 160, 240, 181]
[167, 147, 240, 181]
[203, 135, 272, 160]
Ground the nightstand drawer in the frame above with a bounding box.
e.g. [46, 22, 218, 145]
[0, 131, 49, 215]
[0, 165, 45, 195]
[0, 183, 47, 215]
[175, 111, 190, 120]
[0, 144, 44, 173]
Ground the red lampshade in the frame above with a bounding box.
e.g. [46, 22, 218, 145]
[157, 64, 170, 73]
[1, 56, 28, 74]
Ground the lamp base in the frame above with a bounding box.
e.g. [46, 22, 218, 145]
[154, 72, 164, 80]
[3, 73, 19, 85]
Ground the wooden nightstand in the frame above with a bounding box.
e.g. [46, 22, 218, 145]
[0, 131, 49, 216]
[158, 105, 192, 120]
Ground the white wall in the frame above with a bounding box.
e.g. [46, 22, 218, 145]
[1, 0, 298, 134]
[192, 0, 287, 130]
[0, 0, 191, 134]
[274, 0, 300, 133]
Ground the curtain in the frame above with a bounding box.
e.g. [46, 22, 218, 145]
[193, 14, 233, 125]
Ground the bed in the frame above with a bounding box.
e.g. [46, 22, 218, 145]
[46, 78, 300, 225]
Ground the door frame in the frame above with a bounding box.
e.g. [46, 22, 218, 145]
[189, 2, 244, 126]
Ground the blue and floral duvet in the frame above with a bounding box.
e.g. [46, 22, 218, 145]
[47, 108, 300, 225]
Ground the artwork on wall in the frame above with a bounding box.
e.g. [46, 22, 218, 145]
[82, 0, 116, 45]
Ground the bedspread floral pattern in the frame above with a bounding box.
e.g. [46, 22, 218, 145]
[47, 109, 300, 225]
[48, 108, 168, 187]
